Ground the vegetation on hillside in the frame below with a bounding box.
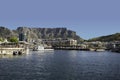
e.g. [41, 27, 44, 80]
[9, 36, 18, 43]
[88, 33, 120, 42]
[0, 37, 4, 42]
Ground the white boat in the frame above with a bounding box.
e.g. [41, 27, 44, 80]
[89, 48, 95, 51]
[44, 48, 54, 51]
[95, 49, 105, 52]
[33, 45, 54, 51]
[33, 46, 44, 51]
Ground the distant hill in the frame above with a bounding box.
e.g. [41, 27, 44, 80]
[0, 26, 83, 42]
[88, 33, 120, 42]
[0, 27, 17, 39]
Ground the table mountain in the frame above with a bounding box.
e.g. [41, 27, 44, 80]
[0, 26, 83, 42]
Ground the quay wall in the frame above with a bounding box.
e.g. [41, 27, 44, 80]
[54, 47, 89, 51]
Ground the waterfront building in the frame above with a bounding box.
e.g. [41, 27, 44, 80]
[106, 41, 120, 52]
[19, 33, 27, 41]
[42, 38, 77, 47]
[0, 41, 29, 55]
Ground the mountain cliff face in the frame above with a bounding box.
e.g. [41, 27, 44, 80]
[16, 27, 81, 39]
[0, 26, 83, 41]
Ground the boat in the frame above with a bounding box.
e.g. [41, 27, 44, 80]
[89, 48, 95, 51]
[33, 45, 44, 51]
[33, 45, 54, 51]
[95, 49, 105, 52]
[44, 48, 54, 51]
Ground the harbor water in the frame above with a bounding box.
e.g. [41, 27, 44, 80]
[0, 50, 120, 80]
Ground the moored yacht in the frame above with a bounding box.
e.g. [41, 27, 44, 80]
[33, 45, 44, 51]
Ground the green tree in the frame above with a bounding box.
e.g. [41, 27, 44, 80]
[0, 37, 4, 42]
[9, 37, 18, 43]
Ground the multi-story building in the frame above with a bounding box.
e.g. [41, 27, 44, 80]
[19, 33, 27, 41]
[42, 38, 77, 47]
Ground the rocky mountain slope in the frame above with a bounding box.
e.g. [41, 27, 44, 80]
[0, 26, 83, 41]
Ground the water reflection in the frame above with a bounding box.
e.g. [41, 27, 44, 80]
[0, 54, 23, 59]
[0, 50, 120, 80]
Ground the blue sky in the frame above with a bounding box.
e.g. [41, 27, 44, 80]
[0, 0, 120, 39]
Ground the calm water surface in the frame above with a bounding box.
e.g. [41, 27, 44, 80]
[0, 50, 120, 80]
